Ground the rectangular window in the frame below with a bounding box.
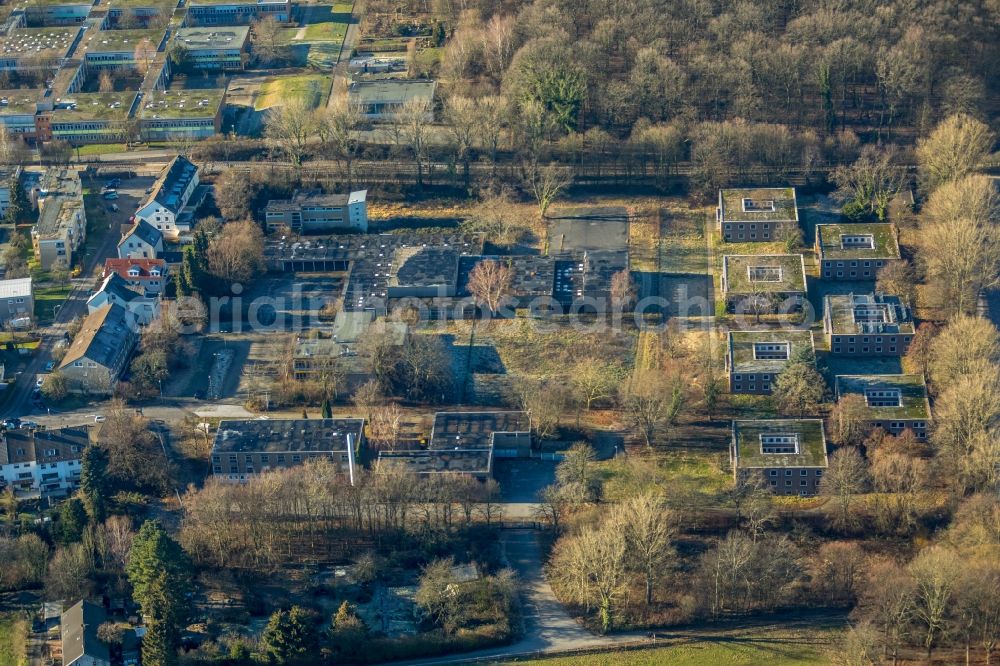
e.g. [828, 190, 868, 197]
[840, 234, 875, 249]
[761, 434, 799, 455]
[748, 266, 782, 282]
[753, 342, 789, 360]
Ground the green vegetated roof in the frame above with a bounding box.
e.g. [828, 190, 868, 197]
[723, 254, 806, 293]
[729, 330, 814, 373]
[815, 222, 900, 259]
[81, 28, 164, 53]
[0, 89, 44, 114]
[720, 187, 798, 223]
[52, 92, 136, 121]
[825, 293, 915, 335]
[103, 0, 178, 11]
[137, 89, 225, 118]
[0, 27, 79, 59]
[733, 419, 828, 469]
[835, 374, 930, 420]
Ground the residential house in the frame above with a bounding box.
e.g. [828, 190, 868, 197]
[117, 220, 164, 259]
[102, 258, 168, 295]
[823, 292, 914, 356]
[61, 600, 111, 666]
[717, 187, 799, 242]
[210, 418, 365, 483]
[264, 189, 368, 233]
[293, 310, 408, 391]
[376, 411, 531, 479]
[59, 303, 138, 394]
[835, 374, 931, 440]
[720, 254, 807, 314]
[31, 168, 86, 270]
[730, 419, 828, 496]
[133, 155, 200, 239]
[87, 273, 159, 325]
[0, 277, 33, 328]
[173, 27, 251, 70]
[815, 223, 901, 280]
[0, 425, 91, 496]
[726, 330, 814, 395]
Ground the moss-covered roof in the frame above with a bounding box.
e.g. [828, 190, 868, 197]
[815, 223, 900, 260]
[732, 419, 828, 469]
[51, 92, 135, 121]
[835, 374, 930, 420]
[719, 187, 798, 223]
[723, 254, 806, 294]
[729, 330, 814, 373]
[137, 89, 225, 119]
[81, 28, 164, 54]
[824, 293, 915, 335]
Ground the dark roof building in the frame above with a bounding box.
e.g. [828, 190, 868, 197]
[376, 411, 531, 478]
[211, 418, 365, 483]
[61, 600, 110, 666]
[143, 155, 198, 215]
[58, 303, 138, 393]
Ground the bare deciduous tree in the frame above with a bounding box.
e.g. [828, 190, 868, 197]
[830, 144, 907, 221]
[265, 98, 314, 169]
[461, 188, 523, 247]
[466, 259, 512, 314]
[526, 163, 571, 223]
[820, 446, 869, 531]
[207, 220, 265, 283]
[916, 113, 995, 193]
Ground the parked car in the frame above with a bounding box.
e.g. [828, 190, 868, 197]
[3, 418, 21, 429]
[102, 191, 119, 201]
[108, 203, 119, 212]
[94, 415, 106, 423]
[43, 361, 55, 372]
[106, 178, 121, 189]
[19, 421, 38, 430]
[35, 375, 45, 388]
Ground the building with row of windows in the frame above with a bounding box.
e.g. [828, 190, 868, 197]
[31, 167, 87, 270]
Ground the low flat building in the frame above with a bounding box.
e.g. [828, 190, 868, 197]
[835, 374, 931, 440]
[823, 292, 914, 356]
[815, 223, 901, 281]
[184, 0, 290, 26]
[117, 219, 164, 259]
[720, 254, 807, 315]
[265, 189, 368, 233]
[104, 0, 179, 28]
[103, 257, 168, 295]
[210, 418, 365, 483]
[174, 26, 250, 69]
[731, 419, 828, 496]
[0, 26, 82, 71]
[0, 425, 91, 496]
[293, 310, 407, 390]
[87, 272, 159, 325]
[388, 246, 461, 298]
[80, 28, 164, 71]
[0, 277, 33, 328]
[347, 79, 436, 120]
[45, 91, 136, 144]
[31, 168, 86, 270]
[137, 89, 225, 142]
[376, 411, 531, 479]
[726, 329, 814, 395]
[20, 0, 93, 26]
[717, 187, 799, 242]
[59, 303, 138, 394]
[133, 155, 199, 239]
[0, 90, 45, 137]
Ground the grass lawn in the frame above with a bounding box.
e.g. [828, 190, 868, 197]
[255, 74, 331, 110]
[75, 142, 127, 157]
[500, 625, 837, 665]
[661, 207, 710, 275]
[35, 283, 72, 324]
[0, 613, 29, 666]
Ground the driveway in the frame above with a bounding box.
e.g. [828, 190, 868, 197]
[394, 530, 606, 666]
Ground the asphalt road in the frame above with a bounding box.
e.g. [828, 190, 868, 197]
[0, 182, 133, 420]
